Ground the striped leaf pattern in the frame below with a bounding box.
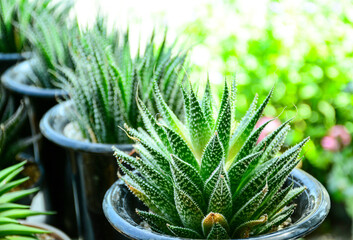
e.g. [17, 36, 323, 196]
[0, 0, 73, 53]
[114, 81, 308, 239]
[57, 23, 187, 143]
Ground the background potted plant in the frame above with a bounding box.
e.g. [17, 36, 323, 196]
[1, 8, 78, 236]
[0, 0, 73, 74]
[104, 80, 330, 239]
[0, 96, 70, 239]
[41, 23, 188, 239]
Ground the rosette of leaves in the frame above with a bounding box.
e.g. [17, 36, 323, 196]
[56, 27, 187, 144]
[25, 11, 77, 88]
[114, 80, 308, 239]
[0, 89, 40, 169]
[0, 0, 74, 53]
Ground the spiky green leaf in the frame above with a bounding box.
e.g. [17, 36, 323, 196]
[207, 175, 232, 218]
[164, 126, 199, 170]
[136, 209, 172, 235]
[201, 79, 215, 130]
[200, 133, 224, 181]
[207, 223, 230, 240]
[167, 224, 202, 238]
[186, 86, 212, 157]
[174, 185, 204, 232]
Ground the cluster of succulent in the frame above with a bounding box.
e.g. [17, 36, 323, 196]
[56, 25, 187, 144]
[114, 80, 308, 239]
[25, 8, 76, 88]
[0, 0, 73, 53]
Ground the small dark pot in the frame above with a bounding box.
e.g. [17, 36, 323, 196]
[40, 101, 133, 240]
[1, 61, 77, 237]
[0, 52, 29, 74]
[103, 168, 330, 240]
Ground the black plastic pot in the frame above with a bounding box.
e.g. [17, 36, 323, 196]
[103, 168, 330, 240]
[1, 61, 77, 237]
[40, 101, 133, 240]
[0, 52, 28, 74]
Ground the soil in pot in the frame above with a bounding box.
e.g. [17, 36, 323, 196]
[7, 153, 43, 206]
[14, 153, 41, 188]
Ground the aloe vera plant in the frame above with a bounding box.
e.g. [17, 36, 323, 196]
[0, 0, 73, 53]
[114, 80, 308, 239]
[56, 27, 187, 144]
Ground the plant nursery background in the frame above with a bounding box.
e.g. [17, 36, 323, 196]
[72, 0, 353, 238]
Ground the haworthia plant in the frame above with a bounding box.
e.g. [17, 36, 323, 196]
[25, 11, 77, 88]
[56, 24, 188, 144]
[0, 0, 73, 53]
[114, 80, 308, 239]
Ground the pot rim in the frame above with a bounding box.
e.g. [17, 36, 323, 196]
[1, 60, 67, 98]
[40, 100, 132, 153]
[0, 52, 30, 60]
[103, 168, 330, 240]
[19, 220, 70, 240]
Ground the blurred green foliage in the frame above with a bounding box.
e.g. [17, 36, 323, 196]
[183, 0, 353, 167]
[182, 0, 353, 220]
[0, 0, 74, 53]
[328, 147, 353, 218]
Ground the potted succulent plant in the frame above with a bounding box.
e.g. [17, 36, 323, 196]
[0, 0, 73, 74]
[0, 91, 71, 240]
[1, 8, 74, 117]
[103, 80, 330, 239]
[40, 26, 188, 240]
[1, 9, 78, 236]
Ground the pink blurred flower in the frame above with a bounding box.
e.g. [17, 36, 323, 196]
[329, 125, 351, 147]
[321, 136, 340, 152]
[321, 125, 351, 152]
[256, 116, 281, 143]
